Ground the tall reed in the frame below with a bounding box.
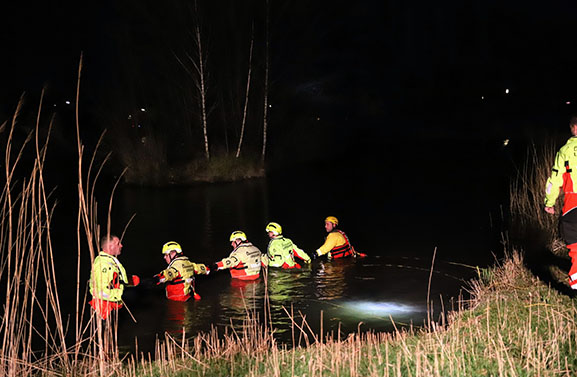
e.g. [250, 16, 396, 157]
[0, 92, 74, 376]
[509, 142, 560, 250]
[0, 56, 127, 376]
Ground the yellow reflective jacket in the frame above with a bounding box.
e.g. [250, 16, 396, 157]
[218, 242, 261, 279]
[545, 136, 577, 210]
[89, 252, 128, 302]
[159, 255, 208, 297]
[264, 236, 311, 268]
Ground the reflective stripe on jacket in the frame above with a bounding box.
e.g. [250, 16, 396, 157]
[89, 252, 127, 302]
[218, 242, 261, 280]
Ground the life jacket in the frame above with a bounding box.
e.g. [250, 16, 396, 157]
[220, 242, 262, 280]
[89, 252, 128, 302]
[162, 256, 196, 301]
[546, 137, 577, 214]
[329, 230, 354, 259]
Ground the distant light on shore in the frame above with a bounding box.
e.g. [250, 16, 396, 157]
[65, 100, 71, 105]
[505, 89, 510, 94]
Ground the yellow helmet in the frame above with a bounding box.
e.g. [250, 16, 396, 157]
[229, 230, 247, 242]
[162, 241, 182, 255]
[265, 222, 282, 235]
[324, 216, 339, 226]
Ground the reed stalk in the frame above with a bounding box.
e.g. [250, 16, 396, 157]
[509, 142, 560, 249]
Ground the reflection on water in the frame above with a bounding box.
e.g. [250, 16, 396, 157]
[163, 299, 212, 335]
[313, 260, 350, 301]
[218, 278, 265, 326]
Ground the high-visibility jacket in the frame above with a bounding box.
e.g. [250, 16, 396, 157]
[263, 236, 311, 268]
[545, 136, 577, 215]
[158, 255, 208, 301]
[316, 229, 355, 259]
[217, 242, 261, 280]
[89, 252, 128, 303]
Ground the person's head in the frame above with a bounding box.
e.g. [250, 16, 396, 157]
[162, 241, 182, 264]
[229, 230, 247, 248]
[570, 115, 577, 136]
[265, 222, 282, 239]
[324, 216, 339, 232]
[101, 234, 122, 256]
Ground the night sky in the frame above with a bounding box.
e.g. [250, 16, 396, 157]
[2, 1, 577, 154]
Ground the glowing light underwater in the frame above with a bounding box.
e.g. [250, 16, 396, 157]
[342, 301, 418, 317]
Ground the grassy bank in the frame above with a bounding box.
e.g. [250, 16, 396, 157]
[121, 154, 266, 186]
[171, 155, 265, 184]
[113, 252, 574, 377]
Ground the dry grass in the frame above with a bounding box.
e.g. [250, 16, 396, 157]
[509, 142, 561, 251]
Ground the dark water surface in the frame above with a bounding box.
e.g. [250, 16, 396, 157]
[79, 139, 510, 353]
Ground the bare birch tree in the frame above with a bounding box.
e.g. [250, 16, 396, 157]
[195, 6, 210, 161]
[176, 1, 210, 161]
[261, 0, 270, 163]
[235, 25, 254, 159]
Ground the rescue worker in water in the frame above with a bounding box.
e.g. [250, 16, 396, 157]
[312, 216, 362, 260]
[545, 115, 577, 289]
[263, 222, 311, 268]
[154, 241, 209, 301]
[89, 234, 140, 320]
[212, 231, 262, 280]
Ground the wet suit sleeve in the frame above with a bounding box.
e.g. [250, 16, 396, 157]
[192, 263, 209, 275]
[159, 266, 180, 282]
[316, 232, 341, 256]
[545, 147, 567, 207]
[292, 242, 311, 262]
[218, 254, 241, 270]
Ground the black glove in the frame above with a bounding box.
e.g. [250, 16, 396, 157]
[311, 251, 318, 260]
[152, 274, 162, 285]
[210, 263, 220, 273]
